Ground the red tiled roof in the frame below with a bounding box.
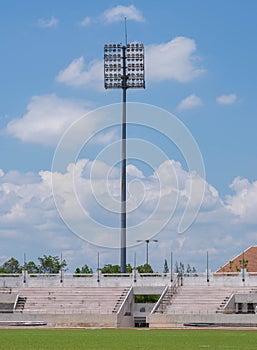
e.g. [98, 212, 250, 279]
[215, 246, 257, 273]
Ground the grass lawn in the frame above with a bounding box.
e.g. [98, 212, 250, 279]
[0, 329, 256, 350]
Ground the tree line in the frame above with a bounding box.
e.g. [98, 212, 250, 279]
[0, 256, 67, 274]
[0, 256, 197, 275]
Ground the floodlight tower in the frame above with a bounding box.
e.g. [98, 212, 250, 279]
[104, 42, 145, 273]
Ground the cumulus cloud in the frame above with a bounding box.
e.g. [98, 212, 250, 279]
[216, 93, 237, 105]
[0, 161, 257, 271]
[146, 37, 205, 83]
[126, 164, 144, 178]
[5, 94, 90, 146]
[55, 57, 103, 89]
[56, 37, 205, 89]
[36, 16, 59, 28]
[103, 5, 144, 23]
[226, 177, 257, 221]
[177, 94, 203, 111]
[0, 159, 214, 246]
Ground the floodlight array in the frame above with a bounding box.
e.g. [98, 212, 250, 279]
[104, 43, 145, 89]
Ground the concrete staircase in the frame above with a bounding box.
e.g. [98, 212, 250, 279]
[154, 287, 175, 314]
[112, 288, 130, 313]
[15, 296, 27, 313]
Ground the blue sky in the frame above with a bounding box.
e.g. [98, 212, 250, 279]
[1, 1, 257, 273]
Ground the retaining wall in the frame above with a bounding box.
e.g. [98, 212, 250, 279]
[148, 313, 257, 328]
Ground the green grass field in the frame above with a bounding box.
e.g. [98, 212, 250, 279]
[0, 329, 256, 350]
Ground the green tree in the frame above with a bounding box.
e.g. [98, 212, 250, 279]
[75, 264, 93, 274]
[175, 261, 184, 275]
[192, 266, 198, 276]
[38, 255, 67, 274]
[229, 260, 234, 271]
[163, 259, 169, 274]
[100, 264, 133, 274]
[126, 263, 133, 273]
[137, 263, 153, 273]
[239, 258, 248, 271]
[101, 264, 120, 274]
[174, 261, 197, 276]
[25, 261, 40, 274]
[186, 264, 192, 276]
[0, 257, 21, 273]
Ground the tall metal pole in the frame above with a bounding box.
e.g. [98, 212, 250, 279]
[170, 251, 173, 282]
[137, 239, 158, 266]
[104, 42, 145, 274]
[207, 251, 209, 283]
[242, 251, 245, 283]
[60, 252, 63, 283]
[146, 240, 149, 265]
[97, 251, 100, 283]
[133, 252, 137, 283]
[121, 45, 127, 274]
[23, 252, 26, 284]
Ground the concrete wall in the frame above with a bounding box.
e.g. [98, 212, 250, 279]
[235, 294, 257, 303]
[2, 272, 257, 288]
[133, 286, 164, 294]
[0, 313, 117, 328]
[116, 287, 134, 328]
[134, 303, 155, 316]
[148, 313, 257, 328]
[0, 273, 172, 288]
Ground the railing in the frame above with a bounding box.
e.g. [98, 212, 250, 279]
[117, 286, 133, 315]
[13, 293, 19, 311]
[0, 272, 175, 288]
[151, 285, 169, 314]
[151, 275, 181, 314]
[1, 271, 257, 288]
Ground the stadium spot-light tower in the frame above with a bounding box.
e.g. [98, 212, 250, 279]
[104, 37, 145, 273]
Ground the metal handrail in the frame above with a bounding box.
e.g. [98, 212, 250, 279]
[117, 285, 133, 314]
[151, 285, 168, 314]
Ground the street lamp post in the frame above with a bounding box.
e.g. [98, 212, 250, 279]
[104, 43, 145, 273]
[242, 251, 245, 283]
[137, 239, 158, 266]
[207, 251, 209, 283]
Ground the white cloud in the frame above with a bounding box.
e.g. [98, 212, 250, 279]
[126, 164, 144, 178]
[103, 5, 144, 23]
[146, 37, 205, 83]
[5, 94, 90, 146]
[90, 128, 119, 145]
[1, 162, 257, 271]
[80, 16, 92, 27]
[36, 16, 59, 28]
[56, 37, 205, 89]
[216, 93, 237, 105]
[177, 94, 203, 111]
[226, 177, 257, 221]
[55, 57, 103, 90]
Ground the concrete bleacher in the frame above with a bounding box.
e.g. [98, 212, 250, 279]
[13, 287, 129, 315]
[161, 285, 257, 314]
[2, 274, 257, 328]
[149, 284, 257, 328]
